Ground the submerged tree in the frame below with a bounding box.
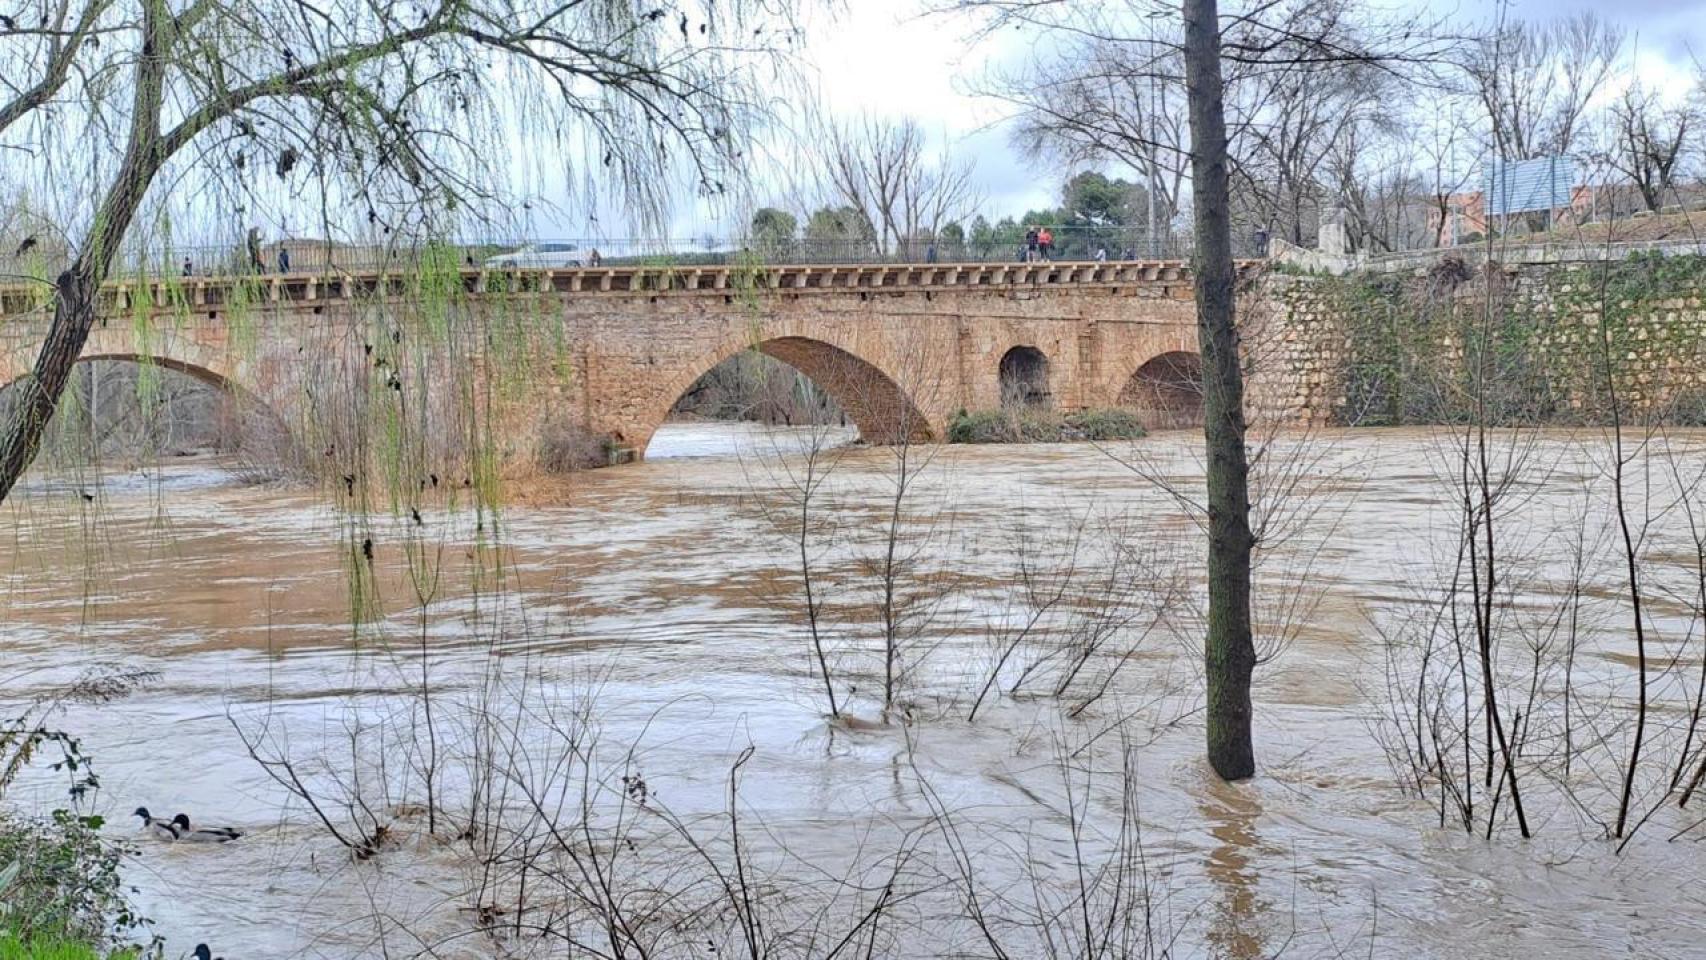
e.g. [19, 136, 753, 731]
[1175, 0, 1256, 780]
[0, 0, 800, 503]
[941, 0, 1453, 780]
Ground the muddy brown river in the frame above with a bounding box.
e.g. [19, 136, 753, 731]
[2, 423, 1703, 958]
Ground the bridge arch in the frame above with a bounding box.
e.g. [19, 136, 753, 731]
[998, 345, 1052, 408]
[1119, 351, 1204, 429]
[639, 334, 935, 456]
[0, 350, 290, 459]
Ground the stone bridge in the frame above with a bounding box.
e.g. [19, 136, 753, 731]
[0, 260, 1261, 468]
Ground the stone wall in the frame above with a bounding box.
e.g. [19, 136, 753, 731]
[1242, 275, 1351, 424]
[1249, 255, 1706, 425]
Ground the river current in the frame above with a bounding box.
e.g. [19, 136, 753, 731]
[2, 422, 1702, 958]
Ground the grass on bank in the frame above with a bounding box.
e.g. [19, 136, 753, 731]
[0, 935, 136, 960]
[0, 810, 150, 960]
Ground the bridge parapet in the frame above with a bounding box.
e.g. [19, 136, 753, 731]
[0, 260, 1265, 318]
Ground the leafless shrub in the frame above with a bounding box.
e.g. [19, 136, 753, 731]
[1, 664, 158, 799]
[536, 419, 613, 474]
[916, 733, 1186, 960]
[222, 396, 307, 484]
[743, 383, 852, 720]
[971, 510, 1189, 723]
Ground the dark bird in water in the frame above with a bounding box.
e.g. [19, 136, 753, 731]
[132, 807, 180, 841]
[361, 537, 374, 560]
[14, 236, 37, 257]
[192, 943, 223, 960]
[410, 507, 423, 526]
[170, 814, 243, 843]
[79, 491, 95, 502]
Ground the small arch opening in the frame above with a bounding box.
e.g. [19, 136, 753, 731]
[1120, 351, 1203, 430]
[999, 346, 1051, 408]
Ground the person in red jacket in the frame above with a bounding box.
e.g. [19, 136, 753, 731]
[1038, 226, 1054, 261]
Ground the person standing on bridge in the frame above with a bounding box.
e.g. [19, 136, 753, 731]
[277, 246, 291, 274]
[1024, 225, 1039, 262]
[1038, 226, 1054, 262]
[1095, 247, 1107, 262]
[925, 241, 938, 264]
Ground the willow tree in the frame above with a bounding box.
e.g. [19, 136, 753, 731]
[0, 0, 794, 502]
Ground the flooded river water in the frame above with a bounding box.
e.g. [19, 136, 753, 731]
[2, 422, 1703, 958]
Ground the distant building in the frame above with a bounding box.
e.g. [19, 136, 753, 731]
[1428, 191, 1487, 246]
[1428, 184, 1598, 246]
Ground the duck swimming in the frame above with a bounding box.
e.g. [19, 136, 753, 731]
[191, 944, 223, 960]
[170, 813, 243, 843]
[132, 807, 179, 841]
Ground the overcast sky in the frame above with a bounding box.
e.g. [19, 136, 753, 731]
[551, 0, 1706, 241]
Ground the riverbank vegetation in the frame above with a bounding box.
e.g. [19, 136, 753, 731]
[1, 672, 157, 958]
[1358, 231, 1706, 843]
[0, 937, 126, 960]
[947, 407, 1148, 443]
[0, 814, 142, 958]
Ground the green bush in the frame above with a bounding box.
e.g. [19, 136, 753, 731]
[947, 408, 1060, 443]
[1062, 409, 1147, 441]
[0, 812, 147, 951]
[947, 409, 1013, 443]
[947, 408, 1146, 444]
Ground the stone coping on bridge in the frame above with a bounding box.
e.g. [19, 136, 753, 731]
[0, 260, 1264, 317]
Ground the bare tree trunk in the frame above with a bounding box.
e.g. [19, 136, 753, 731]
[0, 0, 168, 503]
[0, 266, 99, 501]
[1182, 0, 1257, 781]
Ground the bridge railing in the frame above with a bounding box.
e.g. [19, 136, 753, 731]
[1, 228, 1248, 281]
